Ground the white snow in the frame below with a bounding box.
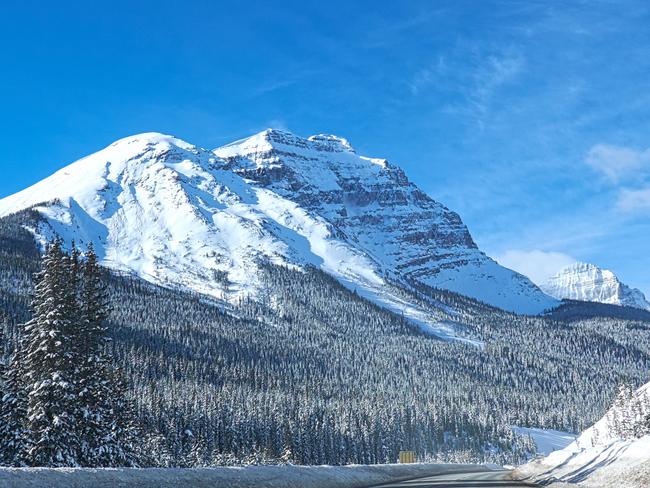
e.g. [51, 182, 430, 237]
[511, 427, 576, 456]
[0, 129, 557, 337]
[543, 262, 650, 310]
[518, 381, 650, 487]
[518, 436, 650, 488]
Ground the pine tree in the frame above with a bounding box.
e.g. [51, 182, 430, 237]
[0, 324, 29, 466]
[77, 243, 138, 467]
[0, 241, 141, 467]
[22, 240, 81, 466]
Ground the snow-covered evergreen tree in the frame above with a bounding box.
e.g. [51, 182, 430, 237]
[22, 240, 81, 466]
[0, 323, 29, 466]
[605, 382, 650, 440]
[76, 243, 138, 466]
[0, 240, 139, 467]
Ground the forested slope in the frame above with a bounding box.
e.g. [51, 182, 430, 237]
[2, 210, 650, 466]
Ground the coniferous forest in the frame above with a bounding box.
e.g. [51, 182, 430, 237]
[1, 209, 650, 467]
[0, 238, 138, 467]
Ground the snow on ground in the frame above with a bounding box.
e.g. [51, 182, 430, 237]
[511, 426, 577, 456]
[0, 463, 492, 488]
[517, 381, 650, 487]
[517, 436, 650, 488]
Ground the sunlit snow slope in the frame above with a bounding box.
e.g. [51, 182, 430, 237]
[0, 130, 556, 320]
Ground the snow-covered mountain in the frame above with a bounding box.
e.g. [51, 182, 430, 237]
[0, 130, 556, 323]
[543, 262, 650, 310]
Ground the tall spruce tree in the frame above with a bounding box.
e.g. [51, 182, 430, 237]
[0, 322, 29, 466]
[0, 241, 139, 467]
[22, 240, 81, 466]
[78, 243, 137, 467]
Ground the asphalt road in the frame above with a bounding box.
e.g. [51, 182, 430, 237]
[371, 470, 539, 488]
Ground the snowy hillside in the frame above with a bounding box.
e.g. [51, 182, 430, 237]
[543, 262, 650, 310]
[0, 130, 556, 323]
[518, 381, 650, 487]
[2, 203, 650, 468]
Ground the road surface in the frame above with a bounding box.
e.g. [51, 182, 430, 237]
[371, 469, 539, 487]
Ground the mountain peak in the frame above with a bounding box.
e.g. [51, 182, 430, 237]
[213, 129, 387, 191]
[0, 129, 557, 316]
[565, 261, 608, 273]
[218, 128, 356, 157]
[106, 132, 194, 149]
[543, 262, 650, 310]
[307, 133, 355, 152]
[110, 131, 173, 145]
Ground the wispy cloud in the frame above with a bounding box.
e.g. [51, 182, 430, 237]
[618, 187, 650, 212]
[249, 69, 320, 99]
[495, 249, 576, 285]
[473, 53, 524, 103]
[363, 10, 445, 49]
[585, 143, 650, 213]
[410, 47, 526, 129]
[264, 119, 289, 131]
[409, 56, 446, 95]
[411, 49, 524, 100]
[586, 143, 650, 183]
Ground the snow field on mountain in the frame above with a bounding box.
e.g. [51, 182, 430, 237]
[0, 130, 557, 339]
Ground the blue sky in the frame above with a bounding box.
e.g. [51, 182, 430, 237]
[1, 0, 650, 293]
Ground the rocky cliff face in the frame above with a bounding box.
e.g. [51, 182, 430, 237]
[543, 262, 650, 310]
[0, 129, 556, 319]
[215, 129, 555, 314]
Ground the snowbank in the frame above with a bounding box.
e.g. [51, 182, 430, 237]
[0, 463, 491, 488]
[516, 380, 650, 487]
[516, 436, 650, 488]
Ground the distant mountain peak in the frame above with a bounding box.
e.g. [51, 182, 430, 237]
[543, 262, 650, 310]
